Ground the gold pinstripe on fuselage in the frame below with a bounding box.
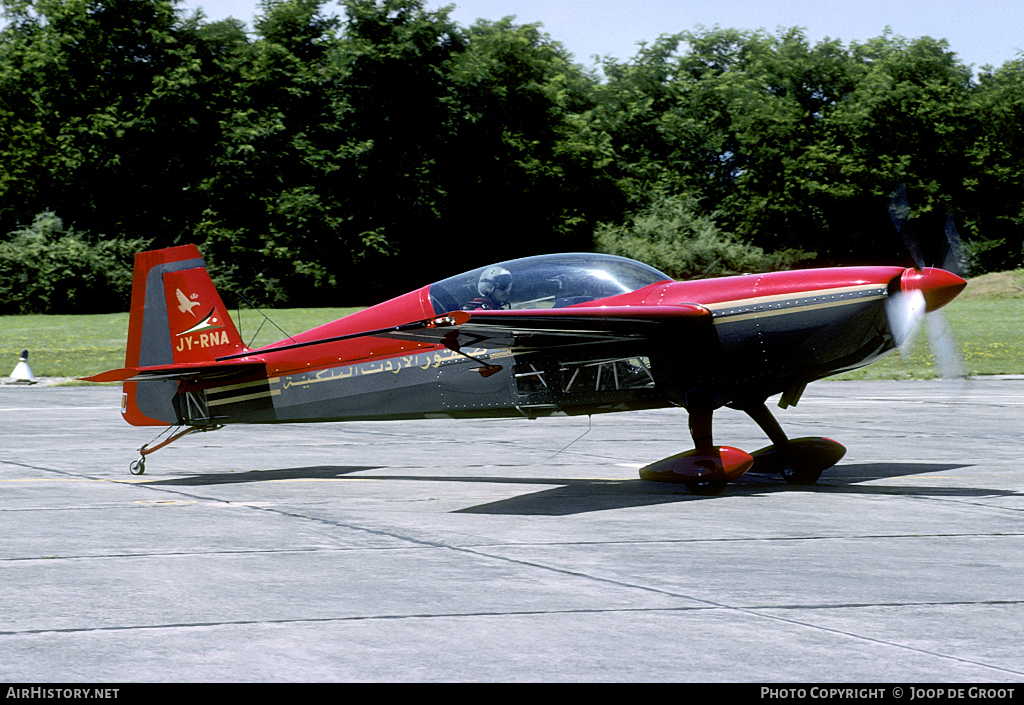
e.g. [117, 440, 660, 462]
[705, 284, 889, 325]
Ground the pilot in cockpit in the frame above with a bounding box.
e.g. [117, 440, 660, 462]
[462, 266, 512, 310]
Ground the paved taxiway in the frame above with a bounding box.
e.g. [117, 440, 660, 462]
[2, 380, 1023, 682]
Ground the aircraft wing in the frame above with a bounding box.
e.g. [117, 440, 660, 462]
[200, 305, 711, 366]
[373, 304, 712, 350]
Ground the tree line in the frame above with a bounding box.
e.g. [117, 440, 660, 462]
[1, 0, 1022, 313]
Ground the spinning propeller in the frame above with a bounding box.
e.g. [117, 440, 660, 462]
[884, 183, 968, 384]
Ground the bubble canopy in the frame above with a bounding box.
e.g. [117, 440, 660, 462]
[428, 253, 672, 314]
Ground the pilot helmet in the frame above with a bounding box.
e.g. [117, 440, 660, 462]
[478, 266, 512, 302]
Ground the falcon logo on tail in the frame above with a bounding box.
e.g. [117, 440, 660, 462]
[176, 289, 200, 317]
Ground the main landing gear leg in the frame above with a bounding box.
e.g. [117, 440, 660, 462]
[744, 402, 789, 450]
[683, 410, 728, 495]
[743, 402, 846, 485]
[689, 410, 714, 450]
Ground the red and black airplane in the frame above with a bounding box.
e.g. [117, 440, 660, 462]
[85, 244, 966, 493]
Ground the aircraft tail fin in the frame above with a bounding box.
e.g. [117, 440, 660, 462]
[119, 245, 247, 425]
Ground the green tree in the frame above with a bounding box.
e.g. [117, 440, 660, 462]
[965, 58, 1024, 272]
[192, 0, 351, 304]
[327, 2, 616, 297]
[593, 28, 854, 254]
[321, 0, 467, 297]
[439, 16, 618, 265]
[591, 28, 981, 268]
[807, 31, 979, 264]
[0, 211, 147, 313]
[595, 193, 810, 279]
[0, 0, 216, 242]
[5, 3, 1020, 315]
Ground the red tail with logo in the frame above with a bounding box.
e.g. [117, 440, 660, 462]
[122, 245, 246, 425]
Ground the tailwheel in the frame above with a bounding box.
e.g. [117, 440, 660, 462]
[129, 457, 146, 475]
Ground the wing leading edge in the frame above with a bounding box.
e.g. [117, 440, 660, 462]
[373, 304, 713, 350]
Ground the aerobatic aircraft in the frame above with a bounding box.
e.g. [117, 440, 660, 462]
[85, 240, 966, 493]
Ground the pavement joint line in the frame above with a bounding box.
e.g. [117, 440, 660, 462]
[3, 529, 1024, 562]
[730, 604, 1024, 679]
[2, 600, 1022, 678]
[2, 599, 1024, 639]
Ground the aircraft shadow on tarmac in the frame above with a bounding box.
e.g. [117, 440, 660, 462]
[138, 461, 1020, 516]
[139, 466, 380, 486]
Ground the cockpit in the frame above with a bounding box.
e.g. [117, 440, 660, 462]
[428, 253, 671, 314]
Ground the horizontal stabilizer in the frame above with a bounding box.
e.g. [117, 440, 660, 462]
[80, 359, 265, 384]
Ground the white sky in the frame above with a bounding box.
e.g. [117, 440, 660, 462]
[178, 0, 1024, 73]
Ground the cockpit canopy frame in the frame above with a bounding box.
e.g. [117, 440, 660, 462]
[428, 253, 671, 314]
